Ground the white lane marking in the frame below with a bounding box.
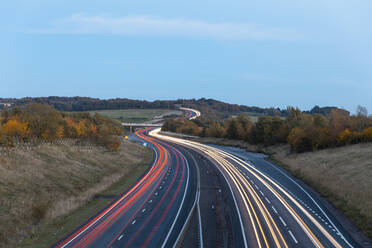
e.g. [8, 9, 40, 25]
[279, 216, 287, 227]
[132, 220, 136, 225]
[202, 160, 248, 247]
[255, 185, 259, 189]
[259, 190, 264, 196]
[58, 146, 159, 248]
[272, 206, 278, 214]
[265, 197, 271, 204]
[261, 159, 354, 247]
[288, 230, 298, 244]
[118, 234, 124, 240]
[162, 150, 191, 248]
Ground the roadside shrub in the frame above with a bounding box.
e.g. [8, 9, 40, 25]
[205, 122, 225, 138]
[177, 120, 201, 136]
[362, 127, 372, 142]
[162, 119, 184, 132]
[338, 129, 353, 146]
[287, 127, 312, 153]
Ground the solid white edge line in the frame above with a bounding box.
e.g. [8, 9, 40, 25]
[168, 149, 202, 248]
[220, 148, 353, 247]
[160, 148, 190, 248]
[60, 145, 158, 248]
[202, 155, 249, 248]
[154, 130, 247, 248]
[261, 160, 354, 248]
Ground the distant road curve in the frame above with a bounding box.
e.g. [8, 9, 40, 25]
[52, 108, 201, 248]
[179, 107, 201, 120]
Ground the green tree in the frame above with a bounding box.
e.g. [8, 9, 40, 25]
[224, 118, 245, 140]
[205, 122, 225, 138]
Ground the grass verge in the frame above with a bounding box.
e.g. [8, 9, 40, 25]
[267, 144, 372, 240]
[19, 146, 153, 248]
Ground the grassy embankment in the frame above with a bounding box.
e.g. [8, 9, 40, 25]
[187, 136, 372, 239]
[85, 109, 183, 123]
[0, 141, 153, 248]
[269, 143, 372, 239]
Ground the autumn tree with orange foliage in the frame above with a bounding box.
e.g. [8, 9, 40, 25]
[0, 103, 123, 151]
[164, 105, 372, 153]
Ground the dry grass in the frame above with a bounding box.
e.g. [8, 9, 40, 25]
[0, 141, 151, 248]
[271, 143, 372, 238]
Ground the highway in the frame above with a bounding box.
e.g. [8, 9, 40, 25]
[150, 128, 362, 248]
[52, 127, 199, 248]
[180, 107, 201, 120]
[53, 107, 361, 248]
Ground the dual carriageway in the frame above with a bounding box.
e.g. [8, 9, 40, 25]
[54, 108, 361, 248]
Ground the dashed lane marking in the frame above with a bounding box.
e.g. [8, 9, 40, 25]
[279, 216, 287, 227]
[272, 206, 278, 214]
[288, 230, 298, 244]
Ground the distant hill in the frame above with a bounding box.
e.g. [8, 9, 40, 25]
[0, 96, 346, 117]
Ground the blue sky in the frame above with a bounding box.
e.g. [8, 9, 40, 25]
[1, 0, 372, 113]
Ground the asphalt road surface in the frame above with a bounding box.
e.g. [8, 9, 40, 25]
[53, 107, 363, 248]
[151, 129, 362, 248]
[52, 128, 198, 248]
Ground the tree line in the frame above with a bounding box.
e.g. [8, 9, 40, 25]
[163, 106, 372, 153]
[0, 103, 123, 151]
[1, 97, 294, 116]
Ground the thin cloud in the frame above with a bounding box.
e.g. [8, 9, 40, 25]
[32, 13, 303, 41]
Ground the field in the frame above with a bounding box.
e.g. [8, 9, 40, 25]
[86, 109, 183, 123]
[0, 141, 153, 248]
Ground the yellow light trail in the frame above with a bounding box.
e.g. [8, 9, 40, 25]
[149, 128, 343, 248]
